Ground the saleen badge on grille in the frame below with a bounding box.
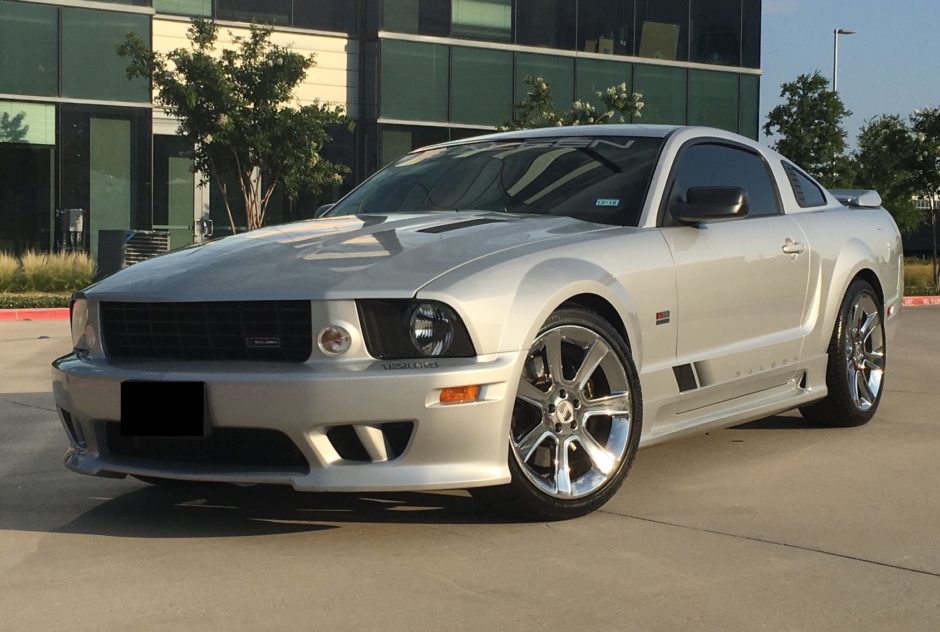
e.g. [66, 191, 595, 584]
[246, 337, 281, 348]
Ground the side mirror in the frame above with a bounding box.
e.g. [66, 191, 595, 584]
[313, 203, 335, 218]
[670, 187, 749, 224]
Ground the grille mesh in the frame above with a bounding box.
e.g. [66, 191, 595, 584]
[100, 301, 312, 362]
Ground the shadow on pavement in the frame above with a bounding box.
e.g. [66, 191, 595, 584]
[731, 415, 821, 430]
[52, 483, 507, 538]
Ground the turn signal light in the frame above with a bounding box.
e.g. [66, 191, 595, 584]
[439, 385, 481, 405]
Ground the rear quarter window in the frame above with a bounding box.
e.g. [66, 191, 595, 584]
[783, 162, 827, 208]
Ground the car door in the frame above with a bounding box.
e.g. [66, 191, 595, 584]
[658, 140, 810, 410]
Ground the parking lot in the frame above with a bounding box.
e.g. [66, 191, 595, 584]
[1, 309, 938, 631]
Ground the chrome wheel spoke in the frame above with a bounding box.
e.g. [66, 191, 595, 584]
[583, 391, 631, 417]
[517, 379, 548, 410]
[554, 439, 572, 497]
[574, 340, 609, 390]
[543, 330, 564, 383]
[863, 351, 884, 371]
[516, 426, 552, 463]
[857, 370, 875, 406]
[859, 311, 878, 339]
[576, 431, 615, 475]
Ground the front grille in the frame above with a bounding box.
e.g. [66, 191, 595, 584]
[105, 423, 310, 473]
[100, 300, 312, 362]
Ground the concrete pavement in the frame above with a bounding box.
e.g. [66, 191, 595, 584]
[1, 310, 938, 631]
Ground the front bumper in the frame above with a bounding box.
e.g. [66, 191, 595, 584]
[52, 351, 525, 491]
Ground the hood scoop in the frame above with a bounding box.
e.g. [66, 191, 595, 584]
[418, 217, 505, 234]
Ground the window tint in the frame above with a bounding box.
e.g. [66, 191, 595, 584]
[783, 162, 827, 208]
[578, 0, 635, 56]
[667, 143, 780, 221]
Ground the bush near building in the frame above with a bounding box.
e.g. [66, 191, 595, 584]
[0, 251, 95, 295]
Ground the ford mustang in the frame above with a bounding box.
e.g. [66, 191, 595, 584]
[53, 125, 902, 520]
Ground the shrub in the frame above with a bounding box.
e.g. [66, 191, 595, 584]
[0, 252, 18, 292]
[18, 251, 95, 293]
[0, 293, 72, 309]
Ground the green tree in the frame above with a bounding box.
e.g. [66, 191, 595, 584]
[118, 19, 349, 233]
[764, 71, 853, 187]
[501, 76, 644, 131]
[909, 107, 940, 288]
[853, 114, 921, 233]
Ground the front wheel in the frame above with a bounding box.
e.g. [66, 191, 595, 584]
[471, 307, 642, 521]
[800, 279, 886, 427]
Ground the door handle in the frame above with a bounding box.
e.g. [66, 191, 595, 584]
[782, 239, 805, 255]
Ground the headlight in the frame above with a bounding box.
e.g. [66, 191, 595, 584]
[357, 300, 475, 359]
[70, 298, 89, 350]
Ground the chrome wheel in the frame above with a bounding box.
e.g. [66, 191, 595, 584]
[844, 294, 885, 412]
[511, 325, 632, 499]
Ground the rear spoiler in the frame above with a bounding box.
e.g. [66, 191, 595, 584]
[830, 189, 883, 208]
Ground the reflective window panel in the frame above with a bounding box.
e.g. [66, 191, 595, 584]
[0, 1, 58, 97]
[380, 40, 449, 121]
[636, 0, 690, 62]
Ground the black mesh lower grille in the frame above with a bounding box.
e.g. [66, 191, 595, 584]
[105, 423, 310, 473]
[100, 300, 312, 362]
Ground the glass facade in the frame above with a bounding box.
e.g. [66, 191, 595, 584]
[515, 53, 575, 113]
[61, 9, 151, 102]
[688, 69, 738, 132]
[156, 0, 357, 32]
[451, 47, 513, 126]
[380, 40, 449, 121]
[379, 0, 759, 69]
[0, 1, 58, 97]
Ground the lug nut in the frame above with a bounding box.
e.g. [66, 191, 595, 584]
[548, 404, 556, 413]
[559, 389, 567, 399]
[572, 399, 580, 409]
[555, 423, 563, 433]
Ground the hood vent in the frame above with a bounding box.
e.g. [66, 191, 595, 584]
[418, 218, 504, 234]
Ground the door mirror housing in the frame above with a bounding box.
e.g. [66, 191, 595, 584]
[670, 187, 749, 224]
[313, 203, 335, 218]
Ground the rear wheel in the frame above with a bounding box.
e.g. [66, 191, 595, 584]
[471, 307, 642, 521]
[800, 279, 886, 427]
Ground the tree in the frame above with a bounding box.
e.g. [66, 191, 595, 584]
[853, 115, 921, 233]
[118, 19, 349, 233]
[909, 107, 940, 289]
[764, 72, 853, 188]
[501, 76, 644, 131]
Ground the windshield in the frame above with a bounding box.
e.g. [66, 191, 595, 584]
[330, 136, 665, 227]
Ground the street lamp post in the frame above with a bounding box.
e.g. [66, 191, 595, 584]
[832, 28, 856, 92]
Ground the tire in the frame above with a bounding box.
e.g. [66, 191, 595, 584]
[800, 279, 886, 427]
[470, 306, 643, 521]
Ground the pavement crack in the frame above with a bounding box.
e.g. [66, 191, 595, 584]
[599, 509, 940, 579]
[0, 398, 56, 413]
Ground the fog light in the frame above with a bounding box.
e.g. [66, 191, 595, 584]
[439, 385, 481, 405]
[318, 326, 351, 356]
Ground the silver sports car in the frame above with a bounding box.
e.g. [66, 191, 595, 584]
[54, 125, 902, 520]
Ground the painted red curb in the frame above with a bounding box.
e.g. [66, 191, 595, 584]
[0, 307, 70, 322]
[903, 296, 940, 307]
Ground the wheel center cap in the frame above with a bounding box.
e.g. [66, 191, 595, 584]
[556, 400, 575, 425]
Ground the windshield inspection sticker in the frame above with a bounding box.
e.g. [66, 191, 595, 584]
[595, 198, 621, 207]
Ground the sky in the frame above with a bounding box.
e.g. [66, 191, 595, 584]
[760, 0, 940, 147]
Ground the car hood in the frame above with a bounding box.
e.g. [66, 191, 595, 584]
[84, 213, 615, 301]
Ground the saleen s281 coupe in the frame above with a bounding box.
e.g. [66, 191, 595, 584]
[54, 125, 902, 520]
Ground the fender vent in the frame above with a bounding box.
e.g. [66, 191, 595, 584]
[326, 422, 414, 463]
[418, 218, 503, 234]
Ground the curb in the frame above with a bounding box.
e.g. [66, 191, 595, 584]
[0, 308, 71, 322]
[903, 296, 940, 307]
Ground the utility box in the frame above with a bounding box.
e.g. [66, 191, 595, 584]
[97, 230, 170, 279]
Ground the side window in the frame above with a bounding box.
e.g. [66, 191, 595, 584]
[664, 143, 781, 224]
[783, 162, 827, 208]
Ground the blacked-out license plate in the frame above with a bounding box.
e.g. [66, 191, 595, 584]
[120, 381, 206, 437]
